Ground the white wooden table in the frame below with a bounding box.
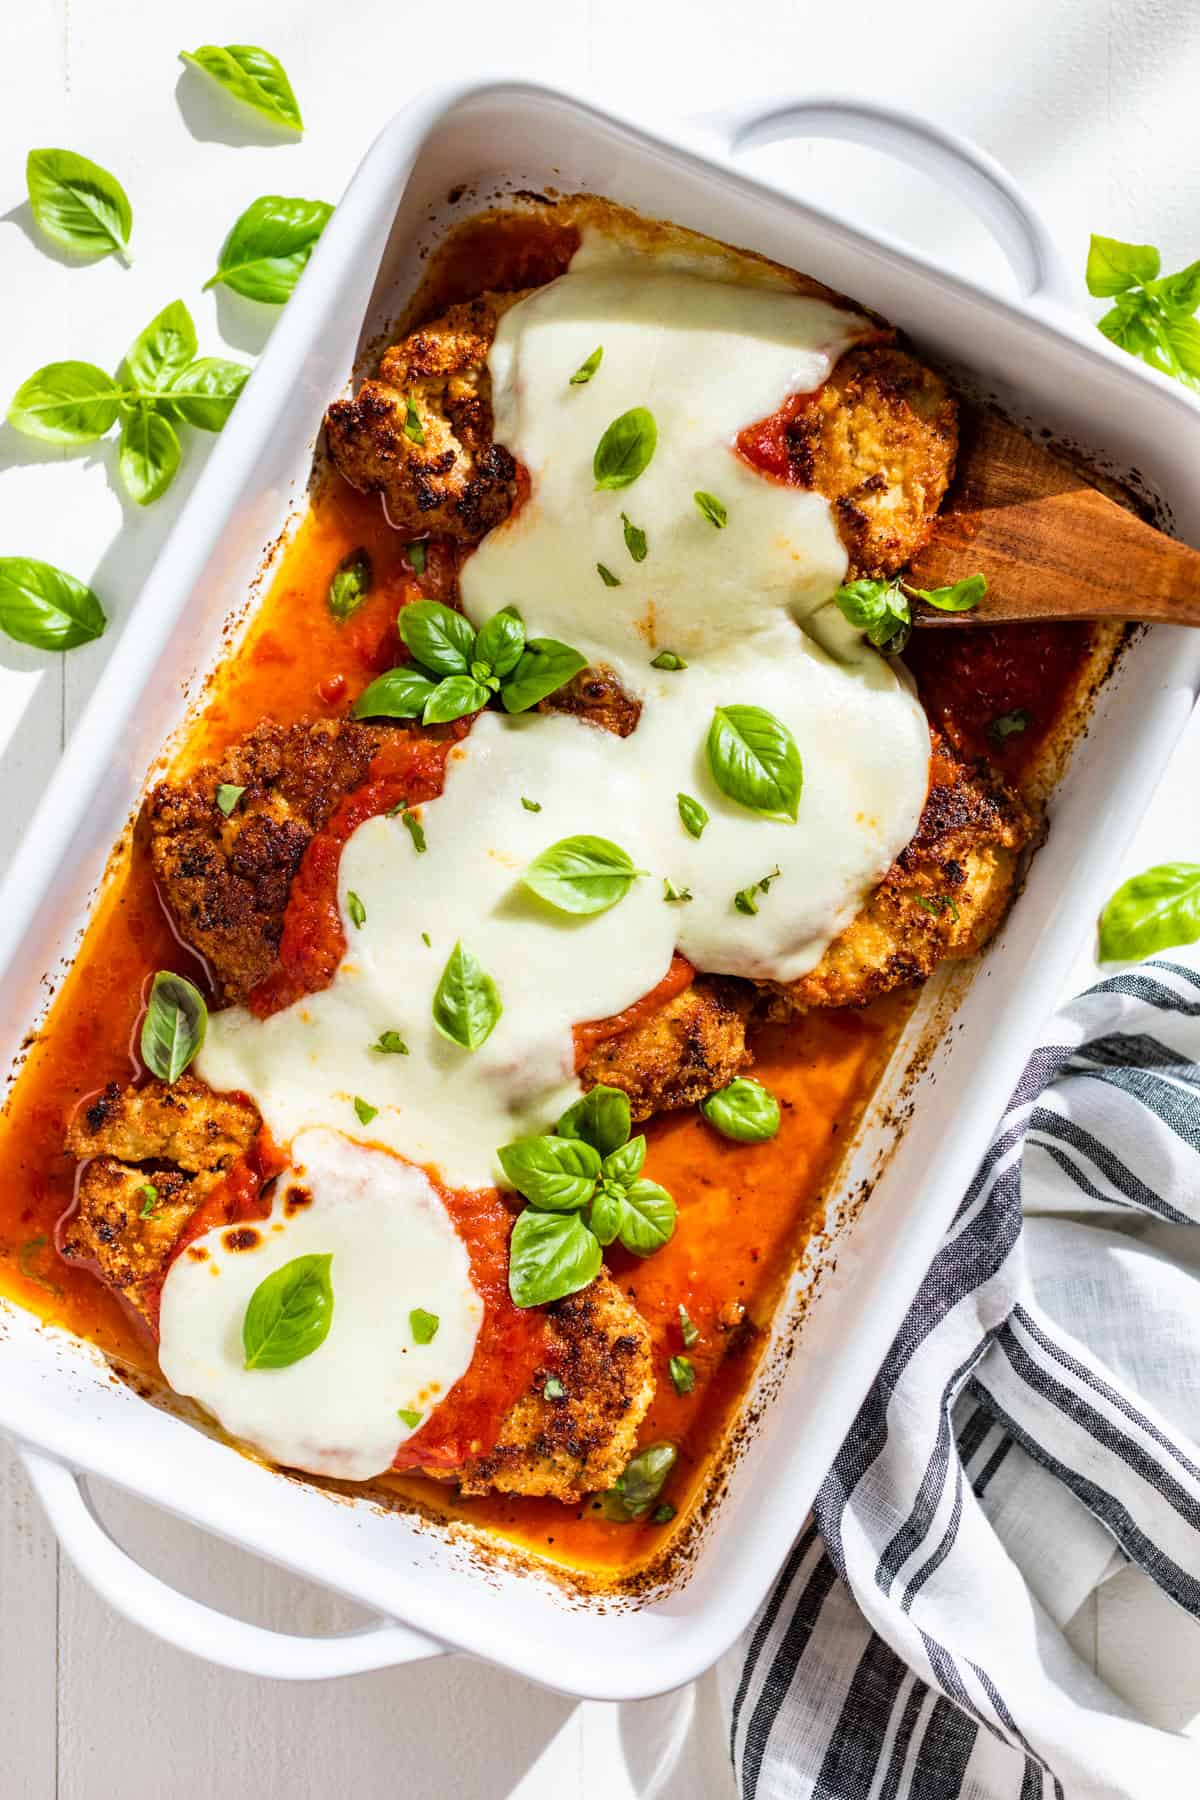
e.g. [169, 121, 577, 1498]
[4, 0, 1200, 1791]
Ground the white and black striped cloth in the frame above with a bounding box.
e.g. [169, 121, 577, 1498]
[721, 957, 1200, 1797]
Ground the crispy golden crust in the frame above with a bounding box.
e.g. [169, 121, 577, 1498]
[59, 1160, 213, 1319]
[451, 1268, 654, 1501]
[143, 719, 382, 1006]
[65, 1074, 260, 1170]
[324, 292, 526, 541]
[581, 979, 753, 1121]
[785, 346, 958, 578]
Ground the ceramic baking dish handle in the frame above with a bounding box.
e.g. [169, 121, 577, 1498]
[699, 96, 1076, 314]
[20, 1448, 448, 1679]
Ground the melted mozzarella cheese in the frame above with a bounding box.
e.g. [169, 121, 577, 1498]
[197, 236, 931, 1198]
[157, 1130, 481, 1480]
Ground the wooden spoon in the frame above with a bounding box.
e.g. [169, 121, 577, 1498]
[905, 407, 1200, 627]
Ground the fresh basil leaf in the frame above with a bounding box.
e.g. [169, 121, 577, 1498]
[544, 1376, 565, 1400]
[0, 557, 106, 651]
[118, 407, 181, 506]
[422, 674, 492, 724]
[410, 1307, 439, 1344]
[26, 148, 132, 263]
[181, 44, 303, 132]
[406, 540, 427, 575]
[500, 638, 588, 713]
[701, 1076, 781, 1143]
[1086, 233, 1160, 297]
[662, 878, 692, 904]
[832, 577, 911, 650]
[669, 1354, 695, 1395]
[1163, 315, 1200, 382]
[403, 395, 426, 445]
[398, 598, 476, 677]
[521, 796, 542, 813]
[205, 195, 333, 303]
[707, 705, 802, 822]
[557, 1084, 631, 1159]
[694, 491, 727, 529]
[432, 940, 502, 1051]
[602, 1135, 646, 1187]
[421, 931, 432, 947]
[328, 548, 372, 622]
[988, 709, 1030, 744]
[166, 357, 250, 431]
[597, 563, 621, 588]
[599, 1443, 676, 1521]
[587, 1185, 622, 1247]
[653, 1502, 676, 1524]
[521, 835, 646, 916]
[353, 1096, 378, 1125]
[498, 1135, 601, 1211]
[569, 346, 603, 386]
[215, 783, 244, 815]
[677, 793, 708, 839]
[243, 1253, 333, 1370]
[1150, 259, 1200, 316]
[8, 361, 122, 443]
[1098, 291, 1162, 360]
[121, 299, 197, 395]
[138, 1184, 160, 1218]
[678, 1303, 699, 1348]
[621, 513, 648, 563]
[474, 606, 526, 679]
[612, 1179, 676, 1256]
[593, 407, 657, 490]
[1098, 862, 1200, 963]
[508, 1208, 602, 1308]
[346, 890, 366, 930]
[140, 970, 207, 1082]
[397, 808, 427, 854]
[397, 1407, 423, 1429]
[371, 1030, 409, 1055]
[352, 667, 438, 720]
[909, 573, 986, 614]
[650, 650, 687, 670]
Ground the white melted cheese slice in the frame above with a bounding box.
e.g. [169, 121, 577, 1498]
[157, 1129, 482, 1480]
[198, 235, 931, 1199]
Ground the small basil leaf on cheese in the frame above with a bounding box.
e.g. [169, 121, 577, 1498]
[733, 865, 782, 916]
[569, 345, 603, 386]
[701, 1076, 781, 1142]
[409, 1307, 439, 1344]
[328, 547, 372, 622]
[398, 599, 475, 676]
[1098, 862, 1200, 963]
[677, 793, 708, 838]
[403, 395, 425, 445]
[353, 1096, 378, 1125]
[422, 674, 492, 724]
[137, 1184, 160, 1218]
[393, 806, 427, 854]
[707, 705, 802, 822]
[597, 563, 621, 588]
[662, 878, 692, 904]
[499, 637, 588, 713]
[557, 1084, 631, 1159]
[521, 835, 646, 916]
[908, 573, 986, 613]
[521, 796, 542, 813]
[371, 1031, 409, 1055]
[593, 407, 657, 490]
[141, 971, 207, 1083]
[397, 1407, 423, 1428]
[651, 650, 686, 671]
[610, 1179, 676, 1256]
[620, 513, 648, 563]
[352, 667, 438, 720]
[599, 1442, 676, 1521]
[678, 1303, 699, 1347]
[602, 1135, 646, 1186]
[406, 540, 427, 575]
[432, 940, 502, 1051]
[474, 605, 526, 679]
[498, 1134, 601, 1211]
[215, 783, 245, 816]
[669, 1354, 695, 1394]
[544, 1375, 565, 1399]
[346, 890, 366, 930]
[693, 490, 727, 529]
[508, 1209, 602, 1308]
[988, 708, 1030, 743]
[242, 1252, 333, 1370]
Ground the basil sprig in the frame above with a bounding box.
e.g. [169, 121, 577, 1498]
[206, 196, 334, 303]
[1098, 863, 1200, 963]
[521, 835, 647, 917]
[0, 558, 106, 652]
[593, 408, 657, 490]
[701, 1076, 781, 1143]
[353, 601, 586, 727]
[242, 1254, 333, 1370]
[181, 44, 304, 133]
[1087, 234, 1200, 389]
[432, 941, 502, 1051]
[328, 548, 372, 621]
[501, 1084, 676, 1308]
[140, 971, 207, 1082]
[832, 572, 986, 652]
[707, 705, 802, 822]
[599, 1443, 677, 1522]
[8, 299, 248, 505]
[26, 149, 132, 264]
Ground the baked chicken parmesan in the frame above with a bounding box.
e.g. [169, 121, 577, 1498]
[0, 198, 1107, 1576]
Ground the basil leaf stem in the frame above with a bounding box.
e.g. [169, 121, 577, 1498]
[26, 149, 133, 263]
[432, 941, 502, 1051]
[708, 706, 802, 822]
[242, 1253, 333, 1369]
[701, 1077, 781, 1143]
[521, 835, 647, 916]
[141, 971, 207, 1083]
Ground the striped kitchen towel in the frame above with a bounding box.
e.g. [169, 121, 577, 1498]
[720, 956, 1200, 1799]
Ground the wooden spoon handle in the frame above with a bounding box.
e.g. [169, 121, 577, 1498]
[905, 409, 1200, 627]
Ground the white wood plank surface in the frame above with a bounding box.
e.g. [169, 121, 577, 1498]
[4, 0, 1200, 1792]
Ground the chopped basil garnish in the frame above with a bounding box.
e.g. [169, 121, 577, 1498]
[410, 1307, 439, 1344]
[521, 835, 646, 917]
[621, 513, 648, 563]
[669, 1354, 695, 1395]
[597, 562, 621, 588]
[242, 1253, 333, 1370]
[833, 571, 986, 652]
[397, 807, 427, 854]
[701, 1076, 781, 1143]
[693, 490, 727, 529]
[137, 1183, 160, 1218]
[140, 971, 207, 1083]
[328, 547, 372, 622]
[678, 1303, 699, 1348]
[663, 878, 692, 904]
[677, 793, 708, 839]
[346, 890, 366, 930]
[406, 540, 428, 575]
[569, 345, 604, 386]
[432, 940, 502, 1051]
[988, 708, 1030, 743]
[421, 930, 432, 947]
[371, 1030, 409, 1056]
[910, 574, 987, 612]
[544, 1376, 565, 1400]
[653, 1502, 676, 1524]
[521, 796, 542, 813]
[215, 783, 245, 816]
[599, 1443, 677, 1522]
[397, 1408, 423, 1429]
[593, 407, 657, 490]
[915, 892, 961, 923]
[17, 1235, 62, 1298]
[708, 706, 802, 822]
[353, 1096, 378, 1125]
[403, 395, 425, 445]
[734, 865, 782, 916]
[651, 650, 686, 671]
[1099, 863, 1200, 963]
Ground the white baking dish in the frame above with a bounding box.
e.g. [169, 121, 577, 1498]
[3, 83, 1200, 1698]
